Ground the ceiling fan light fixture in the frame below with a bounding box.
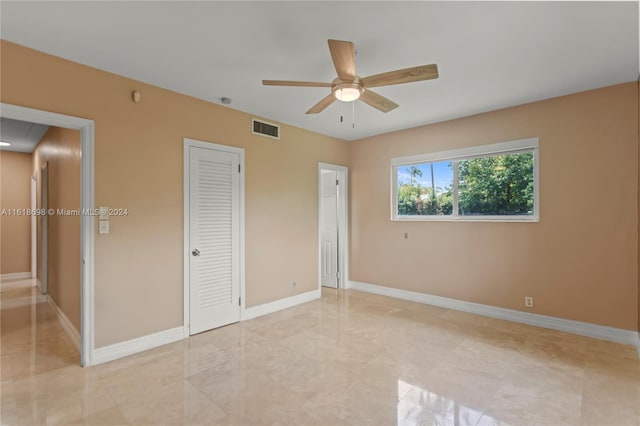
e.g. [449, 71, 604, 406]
[333, 83, 364, 102]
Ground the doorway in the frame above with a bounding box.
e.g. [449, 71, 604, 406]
[183, 138, 245, 335]
[318, 163, 348, 289]
[1, 103, 95, 366]
[40, 163, 49, 295]
[30, 175, 36, 278]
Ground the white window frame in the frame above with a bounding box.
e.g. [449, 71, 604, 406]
[391, 137, 539, 222]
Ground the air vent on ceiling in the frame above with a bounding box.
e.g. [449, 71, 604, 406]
[252, 118, 280, 140]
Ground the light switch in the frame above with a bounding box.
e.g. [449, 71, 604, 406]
[99, 207, 109, 220]
[99, 220, 109, 234]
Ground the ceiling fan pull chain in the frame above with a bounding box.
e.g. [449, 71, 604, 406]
[340, 93, 344, 123]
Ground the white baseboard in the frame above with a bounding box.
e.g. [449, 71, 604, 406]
[0, 279, 36, 291]
[0, 272, 32, 282]
[347, 280, 639, 349]
[243, 289, 321, 321]
[92, 326, 186, 366]
[91, 291, 319, 365]
[47, 296, 81, 353]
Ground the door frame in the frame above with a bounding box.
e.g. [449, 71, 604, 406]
[317, 163, 349, 290]
[30, 175, 37, 279]
[183, 138, 245, 334]
[40, 163, 48, 295]
[1, 102, 95, 367]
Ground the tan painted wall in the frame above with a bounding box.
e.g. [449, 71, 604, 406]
[0, 151, 32, 275]
[33, 127, 81, 331]
[350, 83, 638, 331]
[0, 41, 349, 347]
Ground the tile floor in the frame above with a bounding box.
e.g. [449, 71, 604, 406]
[1, 278, 639, 425]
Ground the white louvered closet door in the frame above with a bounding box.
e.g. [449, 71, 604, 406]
[189, 146, 240, 335]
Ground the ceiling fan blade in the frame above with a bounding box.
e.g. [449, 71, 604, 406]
[361, 64, 439, 88]
[306, 93, 336, 114]
[328, 39, 356, 81]
[360, 90, 399, 113]
[262, 80, 332, 87]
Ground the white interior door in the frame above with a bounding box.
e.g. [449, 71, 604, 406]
[188, 145, 241, 335]
[320, 169, 338, 288]
[31, 176, 37, 279]
[40, 165, 48, 295]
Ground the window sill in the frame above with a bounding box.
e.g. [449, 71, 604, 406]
[392, 215, 539, 223]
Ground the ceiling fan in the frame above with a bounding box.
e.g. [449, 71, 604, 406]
[263, 39, 439, 114]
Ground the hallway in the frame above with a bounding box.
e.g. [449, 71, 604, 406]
[1, 278, 84, 424]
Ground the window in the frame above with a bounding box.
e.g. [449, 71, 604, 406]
[391, 138, 539, 222]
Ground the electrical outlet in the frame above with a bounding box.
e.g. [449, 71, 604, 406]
[525, 296, 534, 308]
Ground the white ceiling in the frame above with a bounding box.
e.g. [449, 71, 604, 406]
[0, 117, 49, 153]
[1, 1, 637, 141]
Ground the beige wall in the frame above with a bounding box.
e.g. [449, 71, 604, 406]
[0, 41, 349, 347]
[350, 83, 638, 331]
[2, 39, 636, 347]
[0, 151, 33, 275]
[33, 127, 81, 331]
